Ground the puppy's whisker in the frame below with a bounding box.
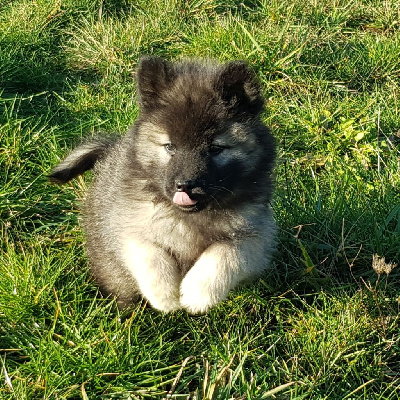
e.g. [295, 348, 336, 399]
[210, 185, 235, 195]
[209, 194, 223, 209]
[217, 174, 234, 183]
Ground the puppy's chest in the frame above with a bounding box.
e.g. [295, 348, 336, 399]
[148, 211, 253, 264]
[151, 218, 210, 262]
[121, 202, 254, 264]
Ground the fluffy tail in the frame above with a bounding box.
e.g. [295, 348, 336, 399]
[49, 138, 114, 184]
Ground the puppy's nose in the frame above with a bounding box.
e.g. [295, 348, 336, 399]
[175, 180, 195, 192]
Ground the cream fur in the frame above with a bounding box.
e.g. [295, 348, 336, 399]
[122, 238, 181, 312]
[120, 204, 275, 314]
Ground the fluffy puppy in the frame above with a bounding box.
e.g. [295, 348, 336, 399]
[50, 57, 276, 314]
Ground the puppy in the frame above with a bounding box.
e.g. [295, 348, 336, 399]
[50, 57, 276, 314]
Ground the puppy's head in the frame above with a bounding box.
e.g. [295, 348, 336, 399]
[133, 57, 275, 212]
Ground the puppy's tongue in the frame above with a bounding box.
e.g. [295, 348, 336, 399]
[173, 191, 198, 206]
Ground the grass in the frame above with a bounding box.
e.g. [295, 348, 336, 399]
[1, 0, 400, 398]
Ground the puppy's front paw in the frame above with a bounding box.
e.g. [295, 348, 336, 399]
[148, 291, 181, 313]
[180, 268, 222, 314]
[180, 278, 214, 314]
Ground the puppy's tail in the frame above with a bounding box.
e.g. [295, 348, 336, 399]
[49, 138, 114, 184]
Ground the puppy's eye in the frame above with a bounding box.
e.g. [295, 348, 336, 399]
[164, 143, 176, 155]
[209, 145, 225, 155]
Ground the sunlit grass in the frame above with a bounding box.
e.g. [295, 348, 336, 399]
[1, 0, 399, 398]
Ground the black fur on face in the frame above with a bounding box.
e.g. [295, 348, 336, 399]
[131, 57, 275, 212]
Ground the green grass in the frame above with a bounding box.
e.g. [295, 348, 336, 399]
[1, 0, 400, 398]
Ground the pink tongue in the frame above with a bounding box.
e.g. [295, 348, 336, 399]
[173, 191, 198, 206]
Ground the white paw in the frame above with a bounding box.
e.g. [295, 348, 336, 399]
[180, 263, 225, 314]
[149, 292, 181, 313]
[122, 238, 182, 313]
[180, 277, 215, 314]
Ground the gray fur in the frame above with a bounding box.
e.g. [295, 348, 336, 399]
[50, 57, 276, 314]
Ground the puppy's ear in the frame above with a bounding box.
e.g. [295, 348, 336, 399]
[136, 56, 175, 111]
[215, 61, 264, 118]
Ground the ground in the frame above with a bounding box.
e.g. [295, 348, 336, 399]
[0, 0, 399, 398]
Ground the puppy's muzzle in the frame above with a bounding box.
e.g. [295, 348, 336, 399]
[175, 180, 196, 193]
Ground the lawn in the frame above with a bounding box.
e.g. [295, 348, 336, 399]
[1, 0, 399, 398]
